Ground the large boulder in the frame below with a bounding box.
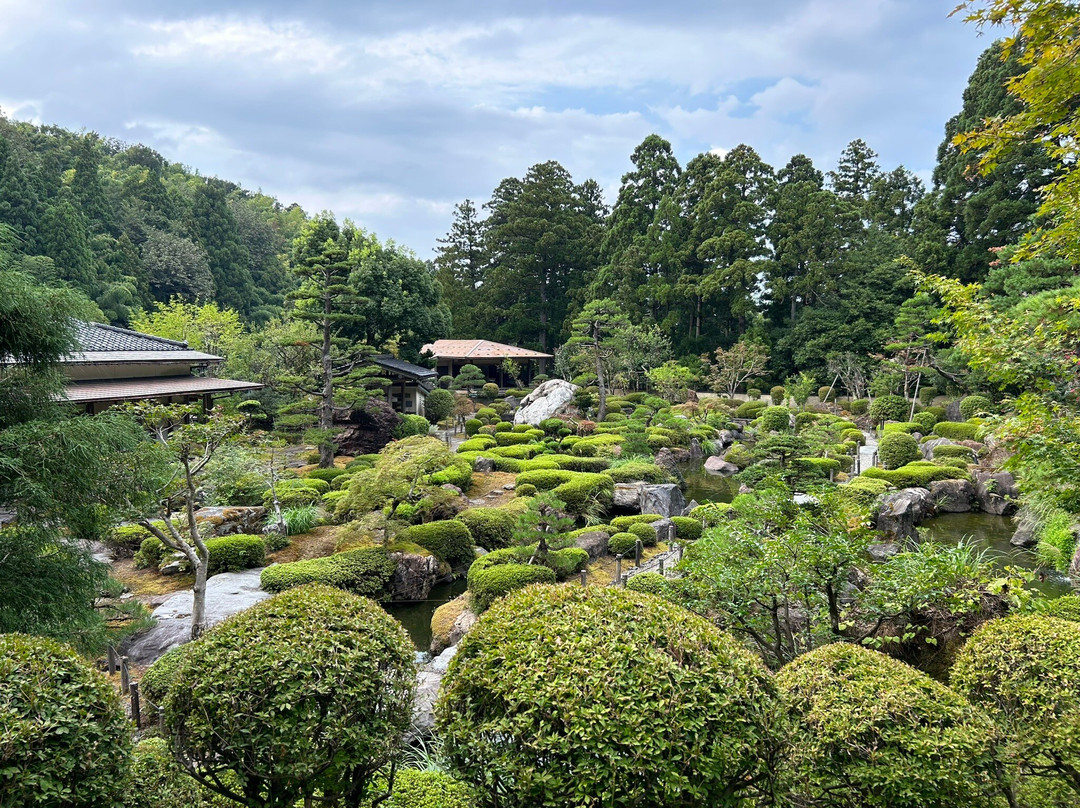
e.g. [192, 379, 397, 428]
[972, 471, 1020, 516]
[430, 595, 478, 656]
[703, 456, 739, 476]
[574, 530, 610, 560]
[473, 456, 495, 473]
[514, 379, 578, 426]
[919, 437, 953, 461]
[194, 506, 267, 537]
[613, 482, 645, 508]
[651, 518, 676, 544]
[654, 448, 679, 472]
[715, 429, 736, 448]
[388, 550, 440, 602]
[874, 488, 935, 541]
[928, 479, 976, 513]
[639, 484, 686, 518]
[335, 398, 400, 456]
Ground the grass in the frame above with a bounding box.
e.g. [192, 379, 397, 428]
[467, 471, 517, 504]
[584, 542, 670, 586]
[110, 558, 194, 599]
[268, 525, 344, 564]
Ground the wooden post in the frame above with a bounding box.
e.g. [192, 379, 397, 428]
[829, 468, 835, 483]
[158, 706, 165, 732]
[634, 540, 642, 567]
[107, 646, 118, 675]
[614, 555, 622, 585]
[658, 558, 665, 576]
[580, 569, 587, 586]
[120, 656, 130, 695]
[130, 682, 141, 729]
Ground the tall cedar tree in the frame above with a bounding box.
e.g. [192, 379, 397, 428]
[435, 199, 487, 338]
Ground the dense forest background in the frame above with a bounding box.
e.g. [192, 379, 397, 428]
[0, 42, 1062, 382]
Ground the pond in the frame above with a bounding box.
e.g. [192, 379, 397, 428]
[383, 577, 468, 651]
[677, 461, 739, 505]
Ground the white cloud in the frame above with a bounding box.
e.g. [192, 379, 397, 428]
[0, 97, 45, 124]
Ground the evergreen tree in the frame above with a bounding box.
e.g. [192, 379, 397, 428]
[141, 228, 215, 302]
[828, 139, 882, 220]
[38, 198, 98, 293]
[435, 199, 487, 338]
[190, 180, 257, 316]
[0, 132, 42, 250]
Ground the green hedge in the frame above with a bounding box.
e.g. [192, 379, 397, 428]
[760, 406, 791, 433]
[572, 433, 625, 457]
[134, 535, 169, 570]
[396, 520, 475, 567]
[545, 547, 589, 580]
[878, 432, 921, 470]
[608, 532, 638, 556]
[602, 461, 672, 484]
[464, 418, 482, 436]
[458, 436, 496, 453]
[862, 461, 967, 489]
[428, 460, 473, 489]
[259, 547, 397, 598]
[792, 457, 842, 478]
[386, 769, 475, 808]
[628, 522, 657, 546]
[470, 564, 556, 612]
[305, 467, 347, 483]
[551, 473, 614, 513]
[457, 507, 516, 551]
[869, 395, 908, 424]
[932, 421, 980, 442]
[626, 571, 670, 596]
[838, 477, 892, 506]
[959, 395, 993, 420]
[495, 432, 532, 446]
[912, 410, 938, 433]
[734, 400, 767, 418]
[205, 534, 266, 574]
[488, 444, 540, 459]
[140, 643, 193, 705]
[881, 421, 920, 435]
[610, 514, 662, 531]
[670, 516, 703, 540]
[516, 469, 577, 491]
[546, 455, 611, 473]
[933, 444, 975, 460]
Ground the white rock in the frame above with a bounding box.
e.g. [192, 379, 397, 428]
[513, 379, 578, 425]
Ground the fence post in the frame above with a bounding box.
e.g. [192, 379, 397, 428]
[658, 558, 665, 576]
[130, 682, 141, 729]
[579, 569, 587, 586]
[634, 540, 642, 567]
[120, 656, 130, 696]
[829, 468, 835, 483]
[157, 705, 165, 732]
[107, 646, 118, 675]
[614, 555, 622, 585]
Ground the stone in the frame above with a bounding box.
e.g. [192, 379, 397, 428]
[411, 646, 461, 737]
[919, 437, 954, 461]
[430, 594, 478, 656]
[651, 518, 676, 544]
[1010, 519, 1038, 549]
[653, 448, 679, 472]
[473, 457, 495, 472]
[715, 430, 735, 447]
[874, 487, 936, 541]
[440, 484, 463, 495]
[502, 483, 516, 490]
[681, 499, 700, 517]
[613, 482, 645, 508]
[867, 542, 901, 562]
[703, 456, 739, 476]
[513, 379, 578, 426]
[193, 506, 267, 537]
[574, 530, 610, 560]
[928, 479, 976, 513]
[334, 398, 399, 456]
[159, 560, 183, 576]
[388, 551, 440, 602]
[639, 484, 686, 518]
[689, 438, 703, 459]
[973, 471, 1020, 516]
[120, 569, 270, 666]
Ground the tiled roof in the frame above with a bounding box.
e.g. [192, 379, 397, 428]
[371, 355, 438, 381]
[75, 322, 190, 352]
[421, 339, 553, 360]
[63, 376, 263, 404]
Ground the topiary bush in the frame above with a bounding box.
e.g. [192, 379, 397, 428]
[457, 507, 516, 550]
[911, 410, 938, 434]
[166, 585, 416, 807]
[386, 769, 475, 808]
[817, 386, 835, 402]
[734, 399, 768, 419]
[205, 534, 266, 574]
[770, 385, 787, 405]
[760, 405, 792, 433]
[457, 436, 496, 453]
[881, 421, 920, 435]
[628, 521, 657, 547]
[515, 468, 576, 491]
[480, 382, 500, 400]
[602, 461, 671, 484]
[1033, 594, 1080, 622]
[610, 514, 663, 531]
[545, 547, 589, 580]
[437, 585, 782, 807]
[959, 394, 993, 420]
[0, 634, 131, 807]
[608, 532, 638, 556]
[515, 483, 536, 498]
[862, 461, 967, 489]
[670, 516, 703, 541]
[933, 421, 981, 442]
[869, 394, 908, 425]
[625, 571, 670, 596]
[306, 467, 347, 483]
[551, 473, 614, 513]
[396, 521, 475, 568]
[951, 614, 1080, 805]
[394, 414, 432, 439]
[837, 476, 892, 506]
[464, 418, 482, 437]
[933, 444, 975, 460]
[424, 388, 454, 425]
[848, 398, 869, 416]
[134, 535, 169, 570]
[777, 643, 998, 808]
[260, 547, 397, 598]
[468, 563, 556, 612]
[878, 432, 921, 470]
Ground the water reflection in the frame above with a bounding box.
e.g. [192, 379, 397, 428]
[383, 577, 468, 651]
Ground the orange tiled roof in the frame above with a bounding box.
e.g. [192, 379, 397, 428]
[421, 339, 552, 360]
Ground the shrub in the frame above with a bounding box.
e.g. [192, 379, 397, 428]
[205, 534, 266, 574]
[959, 394, 993, 420]
[951, 615, 1080, 805]
[770, 385, 787, 405]
[933, 421, 981, 442]
[817, 385, 835, 402]
[912, 410, 938, 434]
[468, 563, 556, 612]
[386, 769, 475, 808]
[457, 436, 495, 453]
[394, 414, 432, 439]
[869, 394, 908, 424]
[140, 643, 193, 706]
[439, 374, 454, 389]
[547, 455, 611, 473]
[849, 398, 869, 416]
[608, 532, 638, 556]
[124, 738, 216, 808]
[777, 643, 998, 808]
[878, 432, 921, 470]
[792, 457, 842, 479]
[862, 461, 967, 489]
[264, 485, 321, 509]
[134, 535, 169, 569]
[306, 467, 347, 483]
[428, 459, 473, 489]
[571, 433, 625, 457]
[480, 382, 500, 400]
[610, 514, 663, 531]
[760, 405, 792, 433]
[165, 585, 416, 807]
[933, 444, 975, 460]
[464, 418, 482, 436]
[515, 469, 576, 491]
[0, 634, 130, 806]
[837, 476, 892, 506]
[494, 431, 531, 446]
[457, 507, 516, 551]
[396, 521, 475, 567]
[918, 386, 938, 405]
[1034, 594, 1080, 622]
[881, 421, 920, 435]
[841, 428, 865, 445]
[424, 388, 454, 425]
[626, 571, 670, 596]
[474, 407, 498, 423]
[628, 522, 657, 546]
[260, 547, 397, 597]
[670, 516, 703, 540]
[747, 387, 762, 400]
[437, 586, 781, 806]
[689, 502, 732, 526]
[106, 522, 158, 557]
[515, 483, 536, 497]
[281, 504, 320, 536]
[602, 461, 671, 484]
[734, 399, 768, 418]
[488, 444, 539, 459]
[493, 421, 513, 433]
[545, 547, 589, 579]
[552, 473, 614, 513]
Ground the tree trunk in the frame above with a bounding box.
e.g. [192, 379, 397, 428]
[191, 556, 208, 639]
[790, 295, 796, 325]
[319, 276, 335, 469]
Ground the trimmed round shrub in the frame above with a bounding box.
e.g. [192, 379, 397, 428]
[837, 476, 892, 506]
[602, 461, 671, 484]
[306, 467, 347, 483]
[689, 502, 732, 526]
[0, 634, 130, 806]
[841, 428, 865, 445]
[493, 421, 513, 433]
[862, 462, 967, 489]
[386, 769, 475, 808]
[571, 433, 625, 457]
[734, 399, 768, 419]
[469, 563, 556, 612]
[457, 437, 495, 453]
[396, 521, 475, 568]
[608, 532, 638, 556]
[205, 534, 265, 574]
[260, 547, 397, 597]
[881, 421, 920, 435]
[515, 483, 536, 497]
[610, 514, 663, 531]
[792, 457, 842, 479]
[545, 547, 589, 580]
[439, 374, 454, 389]
[760, 405, 791, 433]
[933, 421, 981, 442]
[551, 473, 614, 513]
[140, 643, 195, 706]
[869, 394, 908, 425]
[464, 418, 482, 437]
[437, 585, 781, 806]
[395, 414, 432, 439]
[107, 522, 157, 557]
[474, 407, 498, 423]
[166, 585, 416, 807]
[817, 385, 835, 402]
[628, 521, 657, 546]
[878, 432, 921, 470]
[777, 643, 998, 808]
[428, 459, 473, 489]
[494, 431, 532, 446]
[951, 614, 1080, 802]
[919, 385, 938, 405]
[480, 382, 500, 400]
[933, 443, 975, 460]
[457, 507, 515, 550]
[515, 469, 576, 491]
[912, 410, 938, 434]
[625, 571, 670, 596]
[770, 385, 786, 405]
[424, 388, 454, 425]
[134, 535, 169, 569]
[670, 516, 703, 540]
[747, 387, 762, 400]
[124, 738, 213, 808]
[959, 394, 993, 420]
[848, 398, 869, 416]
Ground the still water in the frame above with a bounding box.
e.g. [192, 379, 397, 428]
[677, 462, 739, 504]
[383, 577, 468, 651]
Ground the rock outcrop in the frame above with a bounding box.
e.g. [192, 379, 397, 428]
[928, 479, 976, 513]
[639, 484, 686, 518]
[388, 551, 440, 602]
[429, 594, 477, 656]
[613, 482, 645, 508]
[573, 530, 610, 560]
[874, 488, 936, 541]
[514, 379, 578, 425]
[703, 456, 739, 476]
[193, 506, 267, 537]
[973, 471, 1020, 516]
[412, 645, 459, 737]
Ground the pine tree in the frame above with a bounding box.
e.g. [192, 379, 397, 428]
[434, 199, 486, 338]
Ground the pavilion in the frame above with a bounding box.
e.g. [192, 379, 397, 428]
[421, 339, 552, 386]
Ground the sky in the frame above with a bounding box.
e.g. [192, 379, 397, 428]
[0, 1, 992, 256]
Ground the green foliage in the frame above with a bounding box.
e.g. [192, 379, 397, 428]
[932, 421, 981, 441]
[601, 461, 671, 484]
[625, 571, 671, 596]
[837, 476, 892, 506]
[760, 405, 792, 433]
[849, 398, 869, 416]
[457, 507, 516, 551]
[688, 502, 732, 526]
[770, 385, 787, 405]
[134, 535, 169, 569]
[427, 458, 473, 489]
[670, 516, 704, 540]
[862, 461, 968, 489]
[777, 643, 998, 808]
[204, 534, 266, 574]
[933, 444, 976, 460]
[457, 437, 496, 453]
[912, 410, 939, 433]
[124, 738, 220, 808]
[424, 388, 454, 425]
[958, 395, 992, 420]
[0, 634, 130, 807]
[881, 421, 919, 435]
[791, 457, 842, 479]
[385, 769, 475, 808]
[869, 394, 908, 424]
[734, 399, 768, 418]
[464, 418, 482, 436]
[549, 473, 614, 514]
[878, 432, 922, 470]
[1034, 594, 1080, 623]
[165, 585, 416, 807]
[437, 585, 782, 807]
[281, 504, 320, 536]
[397, 521, 475, 567]
[1034, 508, 1077, 572]
[140, 643, 193, 706]
[305, 467, 347, 483]
[628, 521, 657, 546]
[608, 532, 638, 556]
[259, 547, 397, 598]
[468, 563, 557, 612]
[395, 414, 432, 439]
[610, 514, 663, 531]
[570, 433, 624, 457]
[952, 614, 1080, 805]
[514, 483, 536, 497]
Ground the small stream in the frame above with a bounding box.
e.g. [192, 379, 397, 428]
[383, 577, 468, 651]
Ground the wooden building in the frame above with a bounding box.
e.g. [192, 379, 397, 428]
[369, 354, 437, 416]
[421, 339, 552, 386]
